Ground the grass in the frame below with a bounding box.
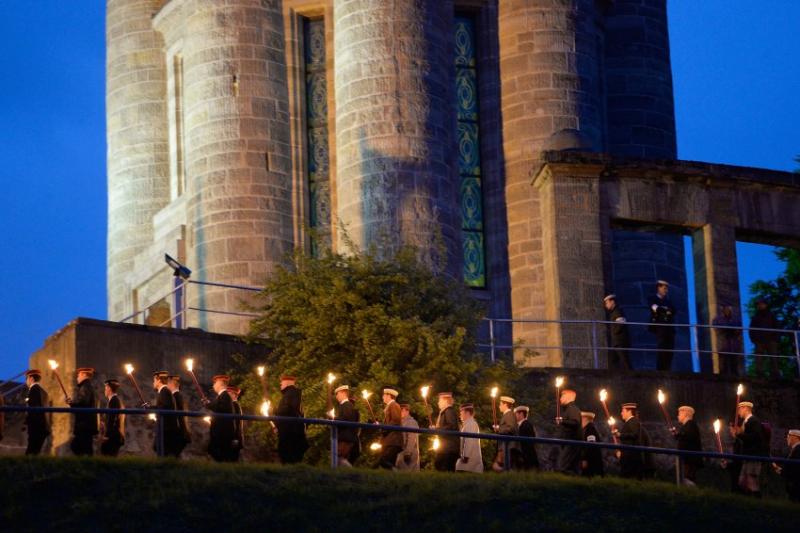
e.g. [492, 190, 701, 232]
[0, 456, 796, 532]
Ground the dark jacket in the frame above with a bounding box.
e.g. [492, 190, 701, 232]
[155, 386, 180, 435]
[559, 402, 584, 441]
[675, 418, 703, 468]
[104, 394, 124, 444]
[173, 390, 191, 442]
[749, 310, 780, 344]
[232, 400, 244, 451]
[649, 294, 676, 336]
[606, 305, 630, 348]
[71, 379, 98, 436]
[518, 418, 539, 469]
[207, 389, 236, 456]
[783, 444, 800, 502]
[381, 400, 403, 448]
[497, 409, 520, 451]
[619, 415, 644, 478]
[736, 415, 767, 456]
[335, 399, 359, 443]
[582, 422, 604, 476]
[436, 405, 460, 455]
[26, 383, 51, 437]
[275, 385, 308, 458]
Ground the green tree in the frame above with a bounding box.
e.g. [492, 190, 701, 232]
[746, 247, 800, 377]
[230, 243, 521, 465]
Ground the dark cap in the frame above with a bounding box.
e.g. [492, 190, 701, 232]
[621, 402, 638, 410]
[25, 369, 42, 378]
[77, 367, 95, 375]
[212, 374, 231, 383]
[152, 370, 169, 378]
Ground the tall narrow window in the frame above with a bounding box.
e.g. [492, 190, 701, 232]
[303, 18, 331, 254]
[455, 16, 486, 288]
[167, 50, 186, 199]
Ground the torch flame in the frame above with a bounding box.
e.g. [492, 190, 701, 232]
[490, 386, 498, 398]
[185, 358, 194, 372]
[713, 419, 721, 434]
[555, 376, 565, 388]
[657, 389, 666, 404]
[369, 442, 382, 451]
[148, 413, 157, 421]
[257, 366, 265, 377]
[361, 389, 372, 400]
[124, 363, 134, 374]
[432, 437, 441, 451]
[48, 359, 58, 370]
[327, 372, 336, 385]
[420, 385, 430, 398]
[328, 408, 336, 419]
[736, 383, 744, 396]
[260, 401, 271, 417]
[599, 389, 608, 402]
[202, 416, 211, 425]
[608, 416, 616, 426]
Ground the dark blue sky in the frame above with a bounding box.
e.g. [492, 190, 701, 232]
[0, 1, 798, 377]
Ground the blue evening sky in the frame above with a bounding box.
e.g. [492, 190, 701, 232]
[0, 1, 798, 377]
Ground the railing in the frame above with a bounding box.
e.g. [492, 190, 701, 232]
[118, 279, 800, 375]
[1, 404, 799, 487]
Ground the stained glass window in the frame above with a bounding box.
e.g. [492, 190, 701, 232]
[304, 18, 331, 255]
[455, 17, 486, 288]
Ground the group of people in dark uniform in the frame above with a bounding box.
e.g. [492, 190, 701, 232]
[13, 368, 800, 503]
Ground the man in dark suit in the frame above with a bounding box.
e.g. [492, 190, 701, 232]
[604, 294, 631, 370]
[731, 401, 767, 497]
[556, 389, 584, 474]
[168, 375, 191, 457]
[24, 369, 50, 455]
[204, 374, 236, 462]
[649, 280, 676, 371]
[334, 385, 359, 467]
[434, 392, 460, 471]
[772, 429, 800, 502]
[613, 402, 645, 479]
[100, 379, 125, 457]
[514, 405, 539, 470]
[227, 386, 244, 462]
[672, 405, 703, 485]
[67, 367, 98, 456]
[275, 375, 308, 464]
[580, 411, 604, 477]
[492, 396, 521, 471]
[379, 387, 403, 469]
[152, 370, 180, 457]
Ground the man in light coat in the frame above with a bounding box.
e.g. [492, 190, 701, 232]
[455, 403, 482, 473]
[395, 403, 420, 471]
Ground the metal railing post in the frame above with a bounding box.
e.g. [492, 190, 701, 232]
[330, 424, 339, 468]
[158, 415, 165, 457]
[503, 441, 510, 471]
[489, 319, 496, 362]
[182, 279, 189, 330]
[795, 330, 800, 378]
[591, 320, 599, 369]
[675, 456, 682, 486]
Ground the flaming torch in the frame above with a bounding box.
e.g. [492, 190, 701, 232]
[361, 389, 377, 421]
[48, 360, 69, 402]
[734, 383, 744, 427]
[490, 386, 499, 430]
[256, 365, 268, 399]
[432, 437, 441, 451]
[555, 376, 565, 419]
[260, 400, 271, 417]
[713, 419, 724, 454]
[369, 442, 382, 452]
[124, 363, 148, 407]
[599, 389, 611, 418]
[185, 358, 208, 402]
[657, 389, 672, 428]
[420, 386, 434, 427]
[608, 416, 619, 444]
[326, 373, 336, 413]
[328, 408, 336, 420]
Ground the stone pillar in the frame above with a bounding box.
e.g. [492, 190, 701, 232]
[498, 0, 605, 365]
[106, 0, 170, 320]
[535, 162, 606, 367]
[693, 224, 741, 374]
[182, 0, 293, 333]
[333, 0, 460, 273]
[604, 0, 676, 158]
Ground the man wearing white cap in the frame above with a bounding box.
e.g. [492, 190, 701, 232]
[455, 404, 483, 473]
[379, 388, 403, 469]
[672, 405, 703, 485]
[730, 401, 768, 497]
[492, 396, 521, 471]
[649, 280, 676, 371]
[772, 429, 800, 502]
[334, 385, 359, 467]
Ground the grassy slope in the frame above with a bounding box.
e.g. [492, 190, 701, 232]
[0, 457, 795, 532]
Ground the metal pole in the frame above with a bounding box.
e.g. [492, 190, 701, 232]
[489, 319, 496, 362]
[330, 424, 338, 468]
[158, 415, 165, 457]
[182, 279, 189, 330]
[591, 320, 599, 369]
[675, 456, 682, 486]
[795, 330, 800, 379]
[503, 440, 510, 471]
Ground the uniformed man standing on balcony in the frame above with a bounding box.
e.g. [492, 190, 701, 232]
[649, 280, 676, 371]
[604, 294, 631, 370]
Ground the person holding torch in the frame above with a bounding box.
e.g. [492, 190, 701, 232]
[275, 376, 308, 464]
[205, 374, 236, 462]
[492, 396, 521, 472]
[555, 389, 584, 475]
[152, 371, 180, 458]
[68, 368, 98, 456]
[672, 405, 703, 485]
[434, 392, 460, 472]
[334, 385, 359, 467]
[378, 388, 403, 470]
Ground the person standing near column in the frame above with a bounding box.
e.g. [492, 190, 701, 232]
[649, 280, 676, 371]
[604, 295, 631, 370]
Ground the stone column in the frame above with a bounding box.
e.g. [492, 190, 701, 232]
[498, 0, 605, 365]
[535, 162, 606, 368]
[693, 224, 741, 374]
[333, 0, 460, 273]
[182, 0, 293, 333]
[106, 0, 170, 320]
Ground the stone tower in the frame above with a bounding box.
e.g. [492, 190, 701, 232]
[110, 0, 779, 371]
